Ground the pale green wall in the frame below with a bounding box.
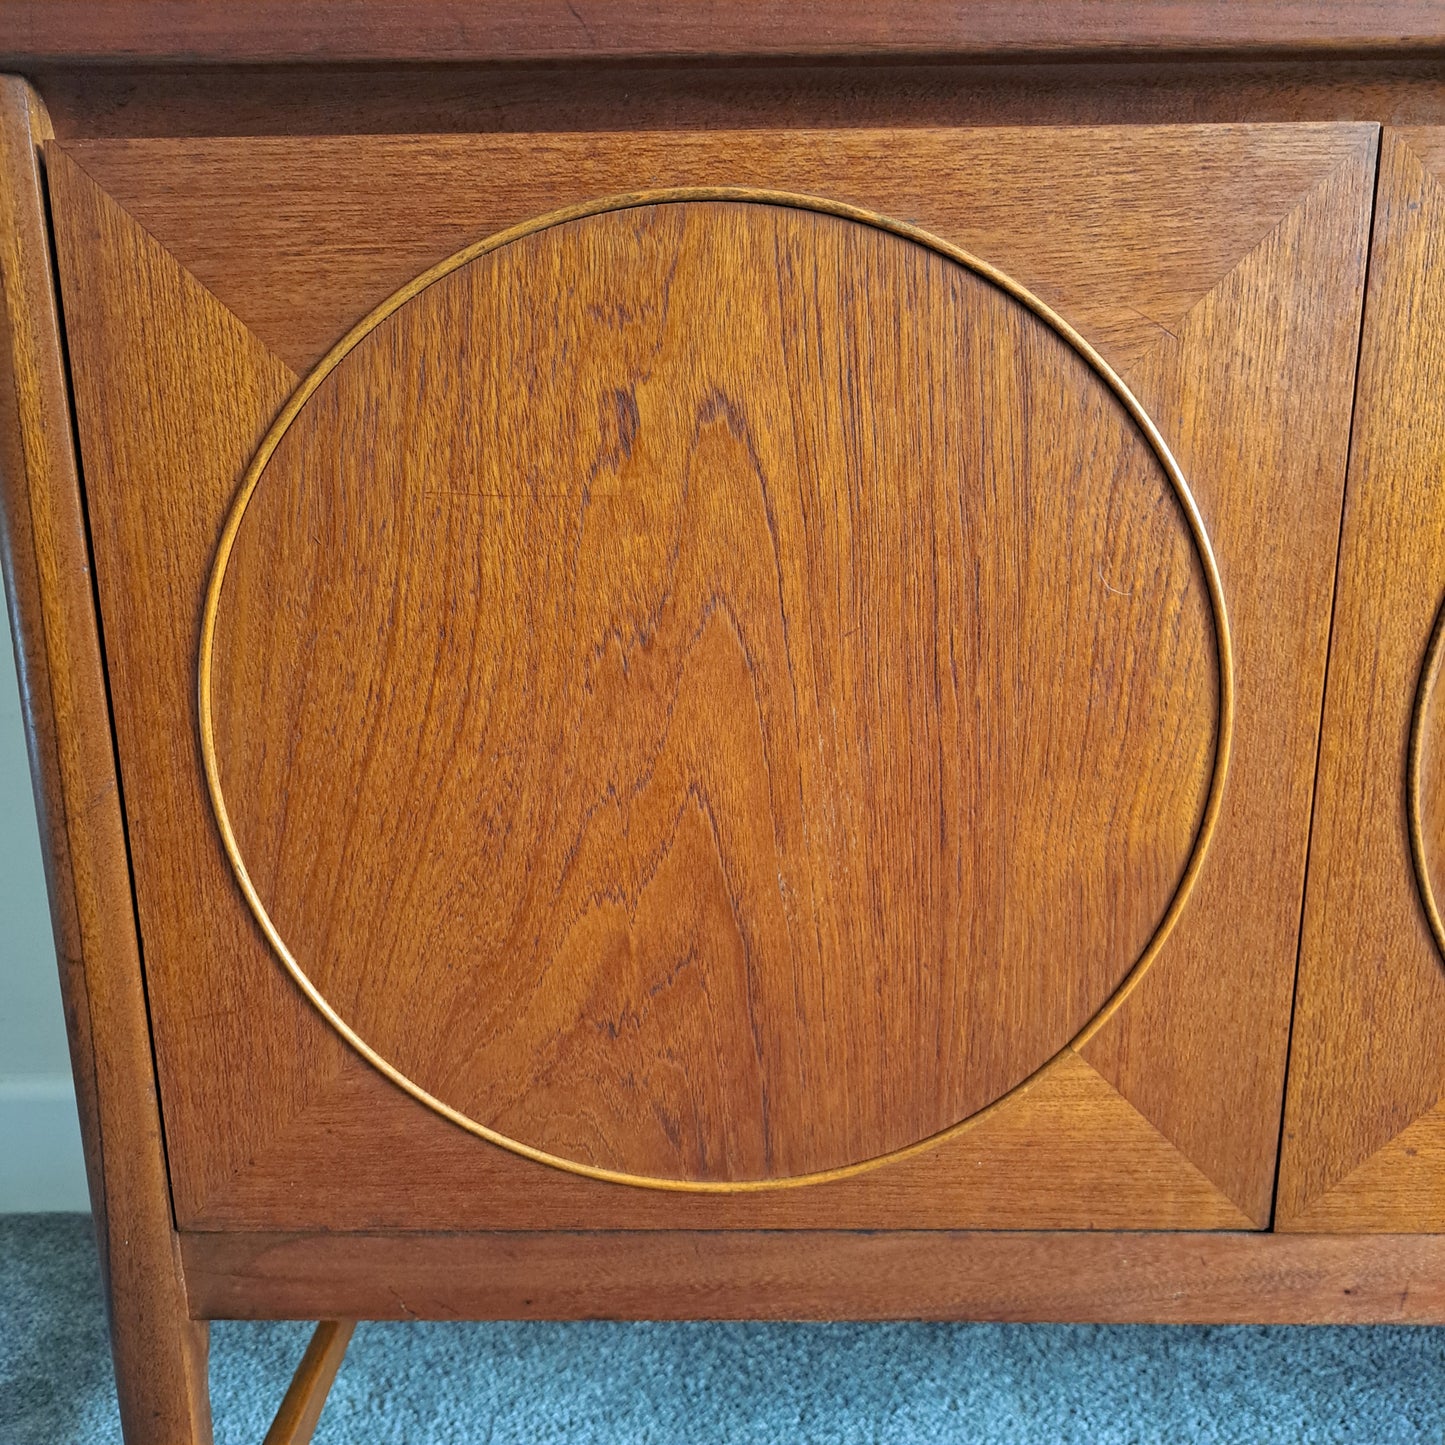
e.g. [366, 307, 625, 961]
[1, 589, 88, 1210]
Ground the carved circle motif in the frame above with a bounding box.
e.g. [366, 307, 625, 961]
[1409, 594, 1445, 961]
[199, 189, 1234, 1191]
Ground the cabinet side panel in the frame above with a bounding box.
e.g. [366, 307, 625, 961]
[0, 75, 210, 1443]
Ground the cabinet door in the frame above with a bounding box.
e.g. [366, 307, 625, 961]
[47, 124, 1372, 1232]
[1279, 128, 1445, 1231]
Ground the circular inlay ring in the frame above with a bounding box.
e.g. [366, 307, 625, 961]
[198, 186, 1234, 1193]
[1409, 593, 1445, 960]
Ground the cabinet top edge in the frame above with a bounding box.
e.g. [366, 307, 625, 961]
[44, 119, 1384, 159]
[3, 1, 1445, 69]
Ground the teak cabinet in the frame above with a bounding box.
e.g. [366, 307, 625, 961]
[7, 12, 1445, 1441]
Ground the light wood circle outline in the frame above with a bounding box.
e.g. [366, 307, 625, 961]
[1409, 593, 1445, 961]
[198, 186, 1235, 1193]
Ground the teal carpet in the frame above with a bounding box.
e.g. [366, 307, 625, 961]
[2, 1215, 1442, 1444]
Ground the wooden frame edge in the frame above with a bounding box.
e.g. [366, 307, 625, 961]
[0, 74, 212, 1444]
[183, 1228, 1445, 1326]
[1, 1, 1443, 67]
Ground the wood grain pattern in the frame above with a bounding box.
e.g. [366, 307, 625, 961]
[3, 1, 1443, 66]
[181, 1228, 1445, 1325]
[1277, 127, 1445, 1231]
[59, 128, 1355, 378]
[0, 77, 212, 1444]
[206, 193, 1219, 1186]
[189, 1049, 1254, 1232]
[44, 149, 305, 1218]
[29, 60, 1445, 145]
[1080, 143, 1375, 1222]
[44, 125, 1372, 1231]
[1286, 1102, 1445, 1231]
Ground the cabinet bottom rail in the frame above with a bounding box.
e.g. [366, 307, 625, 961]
[179, 1228, 1445, 1326]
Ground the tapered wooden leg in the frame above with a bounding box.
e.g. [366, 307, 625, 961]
[263, 1321, 356, 1445]
[108, 1292, 212, 1445]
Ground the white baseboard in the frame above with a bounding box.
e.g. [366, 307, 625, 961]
[0, 1075, 90, 1212]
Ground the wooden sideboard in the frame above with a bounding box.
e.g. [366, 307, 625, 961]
[6, 7, 1445, 1442]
